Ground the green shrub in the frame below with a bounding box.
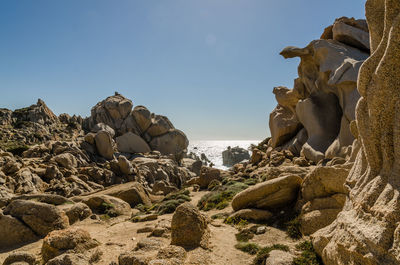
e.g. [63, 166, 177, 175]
[154, 189, 191, 215]
[252, 244, 289, 265]
[286, 217, 302, 239]
[235, 242, 260, 255]
[235, 229, 254, 242]
[293, 241, 322, 265]
[6, 144, 30, 156]
[197, 181, 248, 211]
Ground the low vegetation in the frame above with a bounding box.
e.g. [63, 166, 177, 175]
[293, 241, 323, 265]
[197, 181, 248, 211]
[155, 189, 191, 215]
[235, 242, 261, 255]
[252, 244, 290, 265]
[286, 216, 302, 239]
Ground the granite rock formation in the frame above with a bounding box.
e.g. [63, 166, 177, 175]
[269, 17, 370, 163]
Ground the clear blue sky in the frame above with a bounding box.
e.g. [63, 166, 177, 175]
[0, 0, 365, 140]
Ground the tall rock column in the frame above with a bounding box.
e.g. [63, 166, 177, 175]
[312, 1, 400, 264]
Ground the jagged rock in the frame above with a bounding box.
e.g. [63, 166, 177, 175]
[181, 158, 202, 176]
[11, 167, 48, 194]
[12, 99, 59, 125]
[41, 228, 98, 263]
[147, 115, 174, 137]
[149, 129, 189, 155]
[231, 174, 302, 211]
[152, 181, 179, 195]
[118, 155, 134, 175]
[0, 210, 38, 249]
[94, 130, 114, 160]
[0, 108, 12, 125]
[222, 146, 250, 166]
[2, 252, 37, 265]
[312, 2, 400, 264]
[4, 200, 69, 237]
[171, 203, 209, 249]
[53, 153, 78, 169]
[116, 132, 151, 154]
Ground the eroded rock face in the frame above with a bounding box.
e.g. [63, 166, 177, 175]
[269, 17, 370, 162]
[312, 2, 400, 264]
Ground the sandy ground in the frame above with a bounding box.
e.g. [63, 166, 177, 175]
[0, 190, 300, 264]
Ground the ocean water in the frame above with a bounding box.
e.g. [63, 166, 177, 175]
[187, 140, 261, 170]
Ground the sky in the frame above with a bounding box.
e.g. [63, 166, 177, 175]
[0, 0, 366, 140]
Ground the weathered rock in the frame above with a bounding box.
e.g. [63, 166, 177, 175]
[187, 167, 222, 189]
[89, 93, 133, 133]
[222, 146, 250, 166]
[147, 115, 174, 137]
[0, 210, 38, 249]
[58, 202, 92, 225]
[94, 130, 114, 160]
[265, 250, 294, 265]
[53, 153, 78, 169]
[312, 2, 400, 264]
[41, 228, 98, 263]
[301, 166, 349, 202]
[332, 18, 370, 51]
[231, 174, 302, 211]
[149, 130, 189, 155]
[181, 158, 202, 176]
[12, 99, 59, 125]
[4, 200, 69, 237]
[229, 209, 273, 222]
[91, 122, 115, 137]
[46, 253, 89, 265]
[269, 104, 301, 148]
[73, 194, 131, 216]
[131, 105, 152, 132]
[116, 132, 151, 154]
[118, 155, 134, 175]
[95, 182, 151, 207]
[171, 203, 209, 249]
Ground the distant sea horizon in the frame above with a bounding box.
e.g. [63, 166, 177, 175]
[187, 139, 261, 170]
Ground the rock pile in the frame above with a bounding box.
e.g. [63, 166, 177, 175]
[269, 17, 370, 163]
[85, 92, 189, 159]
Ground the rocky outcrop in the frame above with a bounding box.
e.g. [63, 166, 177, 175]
[86, 93, 189, 158]
[269, 17, 370, 163]
[222, 146, 250, 166]
[171, 202, 209, 249]
[312, 2, 400, 264]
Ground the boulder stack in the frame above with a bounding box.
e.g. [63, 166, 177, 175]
[86, 93, 189, 158]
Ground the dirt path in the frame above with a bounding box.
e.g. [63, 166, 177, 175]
[0, 190, 299, 265]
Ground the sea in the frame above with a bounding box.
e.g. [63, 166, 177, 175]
[187, 140, 261, 170]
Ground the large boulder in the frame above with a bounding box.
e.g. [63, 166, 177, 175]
[94, 182, 151, 207]
[116, 132, 151, 154]
[149, 129, 189, 155]
[94, 130, 114, 160]
[89, 93, 133, 133]
[147, 115, 174, 137]
[0, 210, 38, 249]
[72, 194, 131, 216]
[4, 200, 69, 237]
[312, 2, 400, 264]
[53, 153, 78, 169]
[171, 203, 209, 249]
[231, 174, 302, 211]
[41, 228, 98, 263]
